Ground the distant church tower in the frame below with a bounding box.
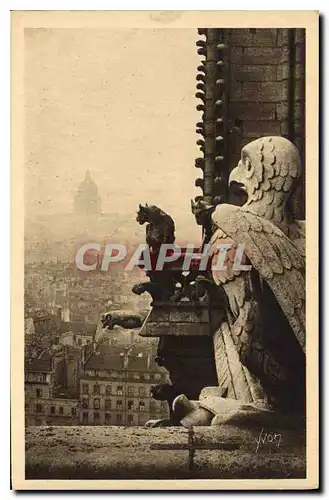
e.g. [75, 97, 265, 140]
[74, 170, 101, 216]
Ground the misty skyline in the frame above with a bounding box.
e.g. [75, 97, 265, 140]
[25, 28, 202, 240]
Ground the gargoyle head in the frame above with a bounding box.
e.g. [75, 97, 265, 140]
[229, 136, 301, 208]
[136, 203, 150, 225]
[191, 197, 216, 226]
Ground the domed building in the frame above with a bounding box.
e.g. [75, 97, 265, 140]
[74, 170, 101, 216]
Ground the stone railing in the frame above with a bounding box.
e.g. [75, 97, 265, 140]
[25, 424, 306, 480]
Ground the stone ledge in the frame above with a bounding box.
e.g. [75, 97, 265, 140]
[139, 305, 212, 337]
[26, 425, 306, 480]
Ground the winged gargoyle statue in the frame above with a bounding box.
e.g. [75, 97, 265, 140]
[170, 136, 306, 426]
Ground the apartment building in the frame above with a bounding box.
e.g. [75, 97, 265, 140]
[79, 344, 169, 426]
[25, 351, 80, 425]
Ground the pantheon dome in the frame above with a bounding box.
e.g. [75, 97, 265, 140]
[74, 170, 101, 216]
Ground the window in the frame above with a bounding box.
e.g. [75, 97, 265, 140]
[36, 388, 42, 398]
[105, 413, 111, 425]
[116, 414, 122, 424]
[82, 412, 89, 424]
[93, 384, 100, 395]
[139, 387, 146, 397]
[82, 384, 89, 394]
[133, 373, 140, 380]
[105, 399, 111, 410]
[50, 406, 56, 414]
[105, 385, 111, 396]
[59, 406, 64, 415]
[150, 401, 156, 412]
[117, 386, 123, 396]
[127, 386, 134, 396]
[94, 412, 100, 424]
[71, 408, 77, 416]
[139, 401, 145, 412]
[127, 414, 134, 425]
[127, 400, 134, 411]
[94, 398, 100, 410]
[36, 403, 43, 413]
[77, 338, 82, 346]
[82, 398, 89, 409]
[116, 400, 123, 411]
[143, 373, 150, 380]
[154, 373, 161, 381]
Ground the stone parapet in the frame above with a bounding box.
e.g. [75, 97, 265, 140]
[25, 425, 306, 480]
[139, 302, 214, 337]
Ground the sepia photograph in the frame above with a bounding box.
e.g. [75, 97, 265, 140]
[11, 10, 319, 490]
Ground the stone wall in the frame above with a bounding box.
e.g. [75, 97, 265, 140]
[227, 28, 305, 216]
[229, 28, 283, 157]
[25, 425, 306, 480]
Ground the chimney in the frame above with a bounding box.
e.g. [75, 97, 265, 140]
[51, 352, 55, 371]
[123, 349, 129, 370]
[61, 305, 70, 322]
[57, 307, 62, 322]
[147, 349, 151, 370]
[81, 345, 86, 365]
[64, 345, 68, 389]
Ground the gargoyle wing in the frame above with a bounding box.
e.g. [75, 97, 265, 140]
[211, 203, 305, 352]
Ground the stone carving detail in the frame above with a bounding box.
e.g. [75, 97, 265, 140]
[170, 136, 306, 427]
[149, 383, 181, 426]
[101, 312, 144, 330]
[190, 197, 217, 244]
[132, 271, 176, 302]
[168, 387, 305, 429]
[136, 203, 175, 251]
[132, 204, 207, 303]
[193, 28, 229, 244]
[132, 204, 177, 301]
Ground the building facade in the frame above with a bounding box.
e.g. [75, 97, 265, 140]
[25, 343, 169, 427]
[25, 354, 80, 426]
[59, 331, 94, 348]
[79, 345, 169, 426]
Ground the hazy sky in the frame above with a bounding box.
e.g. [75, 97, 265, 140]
[25, 28, 201, 237]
